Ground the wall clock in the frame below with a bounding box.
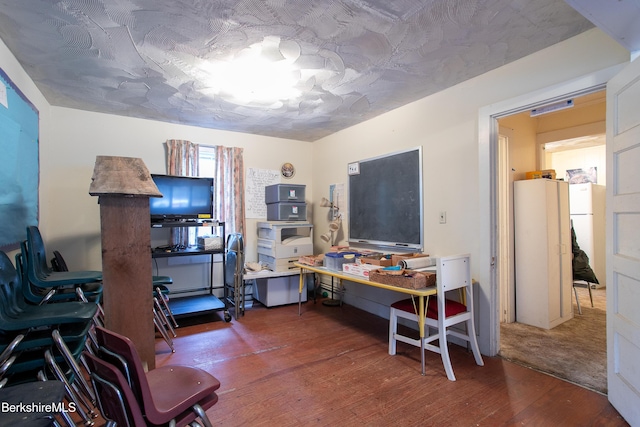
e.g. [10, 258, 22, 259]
[281, 162, 295, 179]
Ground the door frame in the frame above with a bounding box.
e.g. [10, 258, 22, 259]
[498, 129, 514, 323]
[477, 64, 625, 356]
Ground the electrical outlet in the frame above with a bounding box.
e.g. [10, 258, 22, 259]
[439, 211, 446, 224]
[348, 162, 360, 175]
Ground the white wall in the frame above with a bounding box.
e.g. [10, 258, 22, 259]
[312, 28, 629, 354]
[550, 145, 607, 185]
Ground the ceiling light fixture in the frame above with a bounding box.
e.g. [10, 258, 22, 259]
[199, 36, 303, 106]
[530, 99, 574, 117]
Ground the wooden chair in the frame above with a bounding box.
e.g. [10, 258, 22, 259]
[388, 254, 484, 381]
[93, 326, 220, 426]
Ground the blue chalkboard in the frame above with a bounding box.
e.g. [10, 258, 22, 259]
[0, 68, 39, 251]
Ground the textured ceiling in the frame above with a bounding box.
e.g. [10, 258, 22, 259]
[0, 0, 595, 141]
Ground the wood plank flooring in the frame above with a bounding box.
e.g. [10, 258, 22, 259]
[156, 298, 629, 427]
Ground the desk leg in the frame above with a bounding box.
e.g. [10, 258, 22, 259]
[298, 269, 305, 316]
[419, 296, 426, 376]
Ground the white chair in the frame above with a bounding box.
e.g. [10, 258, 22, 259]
[388, 254, 483, 381]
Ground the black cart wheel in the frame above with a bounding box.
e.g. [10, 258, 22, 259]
[224, 311, 232, 322]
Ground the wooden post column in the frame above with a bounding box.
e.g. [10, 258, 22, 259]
[89, 156, 162, 370]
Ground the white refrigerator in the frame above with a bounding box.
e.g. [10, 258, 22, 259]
[569, 183, 606, 287]
[514, 179, 573, 329]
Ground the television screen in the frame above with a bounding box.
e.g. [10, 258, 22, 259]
[150, 175, 214, 222]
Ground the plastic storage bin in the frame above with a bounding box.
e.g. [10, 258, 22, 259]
[267, 202, 307, 221]
[265, 184, 306, 204]
[324, 252, 361, 271]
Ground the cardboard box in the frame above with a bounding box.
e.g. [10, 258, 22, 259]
[298, 254, 324, 267]
[391, 253, 429, 266]
[360, 257, 393, 267]
[525, 170, 556, 180]
[369, 269, 436, 289]
[342, 263, 380, 279]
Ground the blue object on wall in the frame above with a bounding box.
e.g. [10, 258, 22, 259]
[0, 67, 39, 251]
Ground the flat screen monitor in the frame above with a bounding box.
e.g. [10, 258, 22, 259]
[150, 174, 214, 222]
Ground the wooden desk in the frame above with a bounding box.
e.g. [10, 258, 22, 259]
[294, 262, 437, 375]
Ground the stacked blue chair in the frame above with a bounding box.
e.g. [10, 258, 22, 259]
[17, 242, 101, 307]
[0, 250, 100, 425]
[25, 226, 103, 305]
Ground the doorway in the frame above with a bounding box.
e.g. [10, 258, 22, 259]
[495, 90, 608, 393]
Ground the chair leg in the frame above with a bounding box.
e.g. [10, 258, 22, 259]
[52, 330, 96, 405]
[466, 318, 484, 367]
[587, 283, 594, 307]
[388, 307, 398, 355]
[37, 370, 78, 427]
[44, 350, 96, 426]
[154, 296, 177, 338]
[156, 287, 179, 329]
[154, 308, 176, 352]
[574, 285, 582, 315]
[191, 403, 213, 427]
[437, 326, 456, 381]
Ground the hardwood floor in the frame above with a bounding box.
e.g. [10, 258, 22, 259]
[155, 298, 628, 427]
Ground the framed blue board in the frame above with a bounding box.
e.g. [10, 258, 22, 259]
[0, 67, 39, 251]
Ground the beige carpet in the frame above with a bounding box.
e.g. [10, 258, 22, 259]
[499, 286, 607, 394]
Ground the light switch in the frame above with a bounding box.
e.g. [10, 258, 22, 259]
[348, 162, 360, 175]
[439, 211, 446, 224]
